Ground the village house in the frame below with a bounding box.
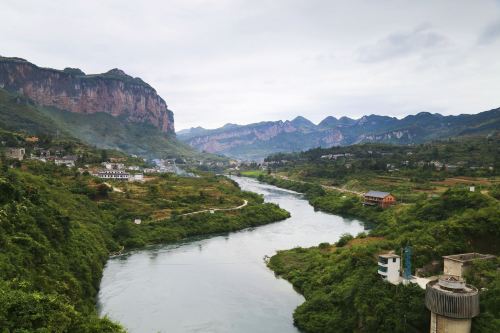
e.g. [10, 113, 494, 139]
[363, 190, 396, 208]
[127, 165, 141, 171]
[49, 146, 65, 156]
[55, 155, 78, 168]
[129, 174, 144, 182]
[102, 162, 125, 170]
[4, 147, 26, 160]
[37, 148, 50, 157]
[96, 170, 130, 180]
[445, 164, 458, 172]
[429, 161, 443, 170]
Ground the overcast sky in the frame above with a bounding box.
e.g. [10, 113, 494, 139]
[1, 0, 500, 130]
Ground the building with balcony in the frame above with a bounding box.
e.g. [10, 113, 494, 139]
[363, 190, 396, 208]
[96, 170, 130, 181]
[378, 253, 401, 284]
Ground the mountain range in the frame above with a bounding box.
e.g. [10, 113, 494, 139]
[178, 110, 500, 160]
[2, 55, 499, 162]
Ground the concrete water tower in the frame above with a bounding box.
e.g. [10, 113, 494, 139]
[425, 275, 479, 333]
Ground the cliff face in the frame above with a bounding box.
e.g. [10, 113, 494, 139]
[0, 57, 174, 134]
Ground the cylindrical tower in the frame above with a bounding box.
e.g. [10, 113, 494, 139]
[425, 275, 479, 333]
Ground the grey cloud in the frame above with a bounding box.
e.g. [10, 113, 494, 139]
[1, 0, 499, 130]
[358, 25, 450, 63]
[478, 19, 500, 44]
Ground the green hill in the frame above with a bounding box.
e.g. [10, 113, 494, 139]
[0, 88, 224, 161]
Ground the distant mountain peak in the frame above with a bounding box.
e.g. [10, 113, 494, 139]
[63, 67, 86, 76]
[105, 68, 128, 76]
[319, 116, 338, 128]
[177, 109, 499, 160]
[290, 116, 315, 127]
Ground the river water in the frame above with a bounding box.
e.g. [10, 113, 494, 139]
[97, 176, 365, 333]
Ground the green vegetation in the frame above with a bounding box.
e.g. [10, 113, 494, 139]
[0, 136, 289, 331]
[0, 87, 226, 163]
[249, 139, 500, 332]
[263, 137, 499, 202]
[267, 185, 500, 332]
[239, 169, 266, 178]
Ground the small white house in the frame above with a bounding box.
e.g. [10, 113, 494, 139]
[54, 155, 78, 168]
[129, 174, 144, 182]
[378, 253, 401, 284]
[102, 162, 125, 170]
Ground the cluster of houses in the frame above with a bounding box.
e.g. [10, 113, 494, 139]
[320, 153, 355, 160]
[3, 146, 79, 167]
[92, 162, 144, 182]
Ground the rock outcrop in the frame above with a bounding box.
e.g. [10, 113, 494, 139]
[0, 56, 174, 134]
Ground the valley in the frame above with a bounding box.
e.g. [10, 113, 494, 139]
[0, 53, 498, 333]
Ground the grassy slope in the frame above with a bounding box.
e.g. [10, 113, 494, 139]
[39, 106, 199, 159]
[0, 89, 288, 331]
[0, 88, 225, 161]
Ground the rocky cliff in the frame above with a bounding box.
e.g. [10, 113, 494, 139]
[0, 56, 174, 134]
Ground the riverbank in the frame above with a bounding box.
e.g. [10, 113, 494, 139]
[247, 173, 391, 225]
[98, 176, 365, 332]
[264, 179, 500, 332]
[0, 163, 290, 332]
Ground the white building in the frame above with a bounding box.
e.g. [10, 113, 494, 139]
[102, 162, 125, 170]
[129, 174, 144, 182]
[55, 156, 77, 168]
[96, 170, 130, 180]
[378, 253, 401, 284]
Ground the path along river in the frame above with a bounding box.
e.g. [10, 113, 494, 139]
[98, 176, 365, 333]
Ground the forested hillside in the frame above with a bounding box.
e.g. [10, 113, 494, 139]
[268, 188, 500, 333]
[0, 135, 289, 331]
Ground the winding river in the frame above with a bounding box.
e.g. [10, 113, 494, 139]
[97, 176, 365, 333]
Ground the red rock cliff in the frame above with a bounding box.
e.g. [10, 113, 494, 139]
[0, 57, 175, 134]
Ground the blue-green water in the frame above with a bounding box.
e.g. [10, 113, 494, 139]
[98, 177, 365, 333]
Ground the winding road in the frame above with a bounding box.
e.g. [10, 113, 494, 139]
[179, 200, 248, 216]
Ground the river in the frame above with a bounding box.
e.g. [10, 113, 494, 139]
[97, 176, 365, 333]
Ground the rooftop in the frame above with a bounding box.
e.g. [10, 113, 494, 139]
[379, 253, 400, 259]
[443, 253, 496, 263]
[365, 190, 391, 198]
